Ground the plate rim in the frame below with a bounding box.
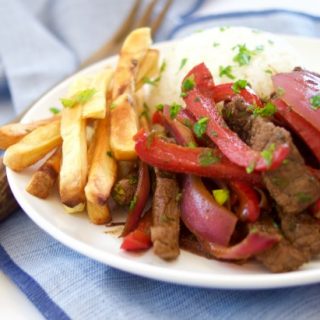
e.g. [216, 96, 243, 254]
[7, 32, 320, 290]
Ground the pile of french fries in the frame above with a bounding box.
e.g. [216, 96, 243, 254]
[0, 28, 159, 225]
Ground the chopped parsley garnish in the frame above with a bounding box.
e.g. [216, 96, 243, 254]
[212, 189, 229, 206]
[169, 103, 182, 119]
[213, 42, 220, 47]
[231, 79, 248, 93]
[193, 117, 209, 138]
[142, 76, 160, 86]
[275, 87, 285, 98]
[160, 60, 167, 73]
[129, 195, 138, 210]
[140, 103, 150, 122]
[110, 102, 117, 110]
[182, 75, 195, 92]
[246, 162, 255, 174]
[199, 150, 220, 166]
[310, 94, 320, 110]
[261, 143, 276, 167]
[60, 88, 97, 108]
[156, 104, 164, 111]
[219, 26, 229, 32]
[249, 102, 277, 117]
[187, 141, 197, 148]
[49, 107, 60, 115]
[232, 44, 263, 66]
[265, 69, 273, 74]
[128, 175, 138, 185]
[219, 65, 235, 80]
[296, 192, 314, 204]
[178, 58, 188, 72]
[106, 151, 113, 158]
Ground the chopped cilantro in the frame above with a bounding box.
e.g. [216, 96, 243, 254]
[261, 143, 276, 167]
[193, 117, 209, 138]
[49, 107, 60, 115]
[296, 192, 313, 204]
[160, 60, 167, 73]
[219, 65, 235, 80]
[129, 195, 138, 210]
[182, 75, 195, 93]
[212, 189, 229, 206]
[178, 58, 188, 72]
[265, 69, 273, 74]
[142, 76, 160, 86]
[60, 88, 97, 108]
[310, 94, 320, 110]
[110, 102, 117, 110]
[199, 150, 220, 166]
[213, 42, 220, 47]
[246, 162, 255, 174]
[249, 102, 277, 117]
[156, 104, 164, 111]
[169, 103, 182, 119]
[187, 141, 197, 148]
[232, 79, 248, 93]
[233, 44, 262, 66]
[106, 151, 113, 158]
[180, 92, 187, 98]
[140, 103, 150, 122]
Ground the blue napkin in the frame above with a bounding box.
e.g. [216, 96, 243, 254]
[1, 1, 320, 319]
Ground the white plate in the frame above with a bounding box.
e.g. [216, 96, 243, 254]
[7, 33, 320, 290]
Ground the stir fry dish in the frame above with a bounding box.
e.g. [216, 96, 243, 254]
[1, 27, 320, 273]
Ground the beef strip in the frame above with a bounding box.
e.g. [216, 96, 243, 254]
[224, 96, 320, 214]
[151, 170, 180, 260]
[111, 173, 138, 206]
[252, 218, 307, 272]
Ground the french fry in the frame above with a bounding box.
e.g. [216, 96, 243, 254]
[85, 116, 117, 222]
[26, 147, 62, 199]
[110, 28, 152, 160]
[136, 49, 160, 90]
[59, 105, 87, 209]
[0, 116, 59, 150]
[3, 120, 61, 171]
[67, 68, 113, 119]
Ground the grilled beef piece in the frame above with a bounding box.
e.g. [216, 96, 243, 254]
[151, 170, 180, 260]
[224, 97, 320, 214]
[111, 173, 138, 206]
[253, 218, 307, 272]
[279, 211, 320, 258]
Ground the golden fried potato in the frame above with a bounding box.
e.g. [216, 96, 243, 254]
[0, 116, 59, 150]
[26, 147, 61, 199]
[87, 201, 111, 225]
[85, 116, 117, 205]
[3, 120, 61, 171]
[59, 105, 87, 209]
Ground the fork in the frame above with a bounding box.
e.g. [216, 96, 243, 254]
[0, 0, 174, 221]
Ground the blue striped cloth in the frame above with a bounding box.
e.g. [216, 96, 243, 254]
[1, 1, 320, 319]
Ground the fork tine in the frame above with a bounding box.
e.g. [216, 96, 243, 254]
[151, 0, 174, 35]
[136, 0, 159, 28]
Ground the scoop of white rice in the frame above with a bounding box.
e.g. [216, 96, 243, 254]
[145, 27, 301, 107]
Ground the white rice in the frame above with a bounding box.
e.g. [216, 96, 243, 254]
[145, 27, 301, 107]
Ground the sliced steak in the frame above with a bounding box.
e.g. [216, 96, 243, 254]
[252, 218, 307, 272]
[224, 97, 320, 214]
[151, 170, 180, 260]
[279, 211, 320, 258]
[111, 173, 138, 206]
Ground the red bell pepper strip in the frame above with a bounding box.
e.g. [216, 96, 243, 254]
[183, 63, 290, 172]
[212, 83, 263, 107]
[229, 181, 260, 222]
[121, 209, 152, 251]
[273, 98, 320, 162]
[201, 230, 280, 260]
[121, 161, 150, 237]
[181, 175, 238, 246]
[134, 129, 262, 185]
[272, 69, 320, 131]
